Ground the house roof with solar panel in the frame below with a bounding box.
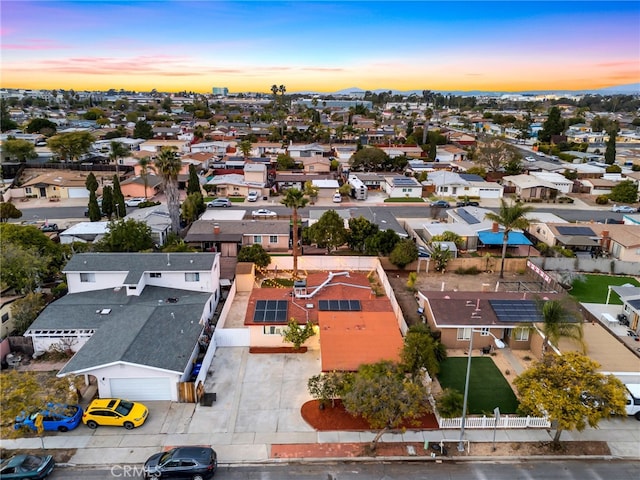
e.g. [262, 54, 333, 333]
[244, 271, 404, 371]
[421, 291, 569, 329]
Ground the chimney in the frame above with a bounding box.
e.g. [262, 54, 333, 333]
[601, 230, 610, 250]
[213, 223, 220, 235]
[492, 222, 499, 233]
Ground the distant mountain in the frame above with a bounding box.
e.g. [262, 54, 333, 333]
[293, 83, 640, 97]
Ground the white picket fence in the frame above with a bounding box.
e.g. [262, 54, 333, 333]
[437, 415, 550, 429]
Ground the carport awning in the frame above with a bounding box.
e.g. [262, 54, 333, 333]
[555, 235, 600, 247]
[478, 231, 532, 246]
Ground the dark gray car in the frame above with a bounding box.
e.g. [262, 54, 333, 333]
[143, 446, 217, 479]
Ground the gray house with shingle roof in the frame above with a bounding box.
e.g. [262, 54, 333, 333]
[184, 220, 290, 254]
[25, 253, 221, 401]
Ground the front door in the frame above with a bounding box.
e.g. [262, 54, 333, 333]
[39, 187, 47, 197]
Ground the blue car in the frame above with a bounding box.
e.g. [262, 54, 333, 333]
[14, 404, 83, 433]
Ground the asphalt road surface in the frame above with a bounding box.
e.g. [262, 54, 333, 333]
[13, 205, 629, 226]
[52, 460, 640, 480]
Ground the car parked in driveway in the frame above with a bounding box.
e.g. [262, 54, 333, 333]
[455, 200, 479, 207]
[0, 454, 55, 479]
[430, 200, 450, 208]
[206, 198, 232, 208]
[246, 191, 259, 202]
[143, 446, 217, 480]
[611, 204, 636, 213]
[14, 403, 83, 433]
[125, 197, 145, 207]
[39, 223, 60, 233]
[82, 398, 148, 430]
[252, 208, 277, 218]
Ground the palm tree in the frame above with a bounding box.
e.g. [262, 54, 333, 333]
[137, 156, 156, 200]
[484, 199, 535, 278]
[154, 147, 182, 233]
[281, 188, 309, 278]
[538, 300, 585, 354]
[109, 141, 128, 177]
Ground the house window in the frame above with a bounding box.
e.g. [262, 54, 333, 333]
[1, 313, 9, 323]
[457, 328, 471, 341]
[512, 327, 529, 341]
[150, 272, 162, 278]
[480, 328, 490, 336]
[80, 273, 96, 283]
[264, 325, 284, 335]
[269, 236, 278, 244]
[25, 187, 32, 194]
[253, 235, 262, 244]
[185, 272, 200, 282]
[441, 186, 449, 192]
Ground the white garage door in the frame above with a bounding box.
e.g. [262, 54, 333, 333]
[110, 378, 172, 401]
[68, 188, 90, 199]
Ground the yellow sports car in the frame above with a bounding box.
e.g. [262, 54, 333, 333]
[82, 398, 148, 430]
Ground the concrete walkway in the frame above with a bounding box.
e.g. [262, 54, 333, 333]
[2, 347, 639, 466]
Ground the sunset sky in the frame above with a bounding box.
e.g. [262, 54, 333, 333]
[2, 1, 639, 94]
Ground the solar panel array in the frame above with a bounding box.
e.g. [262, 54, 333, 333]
[556, 226, 595, 236]
[457, 208, 481, 225]
[318, 300, 362, 311]
[489, 300, 543, 323]
[253, 300, 288, 323]
[392, 176, 418, 186]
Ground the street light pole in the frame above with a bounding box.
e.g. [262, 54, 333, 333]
[458, 330, 505, 453]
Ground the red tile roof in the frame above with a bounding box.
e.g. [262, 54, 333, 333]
[318, 311, 403, 372]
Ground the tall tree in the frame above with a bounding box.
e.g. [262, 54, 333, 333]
[400, 323, 443, 381]
[0, 98, 18, 131]
[1, 242, 50, 293]
[280, 188, 308, 278]
[538, 106, 564, 143]
[186, 164, 201, 196]
[389, 238, 419, 268]
[514, 352, 627, 447]
[95, 219, 154, 252]
[484, 200, 535, 278]
[475, 136, 519, 172]
[537, 300, 585, 354]
[343, 360, 431, 450]
[347, 216, 379, 253]
[0, 202, 22, 222]
[109, 141, 128, 177]
[238, 140, 252, 160]
[604, 128, 617, 165]
[47, 131, 94, 163]
[87, 190, 102, 221]
[3, 139, 37, 162]
[133, 120, 154, 139]
[110, 175, 125, 218]
[155, 147, 182, 233]
[303, 209, 348, 254]
[101, 185, 114, 219]
[137, 156, 156, 199]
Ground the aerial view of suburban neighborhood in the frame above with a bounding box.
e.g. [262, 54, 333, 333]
[1, 1, 639, 479]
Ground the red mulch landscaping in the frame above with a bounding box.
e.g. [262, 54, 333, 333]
[249, 346, 307, 354]
[301, 399, 439, 431]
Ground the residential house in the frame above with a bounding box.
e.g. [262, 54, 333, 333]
[59, 222, 109, 245]
[139, 139, 190, 153]
[301, 157, 331, 174]
[383, 176, 422, 198]
[0, 289, 23, 340]
[530, 171, 574, 194]
[19, 171, 91, 200]
[587, 224, 640, 262]
[184, 220, 290, 254]
[417, 291, 568, 353]
[120, 174, 163, 199]
[287, 143, 330, 159]
[274, 172, 333, 191]
[24, 253, 221, 401]
[311, 179, 340, 200]
[243, 271, 404, 371]
[502, 174, 559, 201]
[189, 141, 231, 156]
[348, 172, 384, 190]
[427, 171, 503, 199]
[578, 177, 618, 195]
[124, 204, 172, 246]
[206, 173, 263, 198]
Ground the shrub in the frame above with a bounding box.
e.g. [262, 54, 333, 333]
[436, 388, 464, 418]
[454, 266, 481, 275]
[595, 195, 609, 205]
[138, 200, 160, 208]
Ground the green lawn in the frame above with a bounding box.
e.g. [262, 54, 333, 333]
[569, 274, 640, 304]
[438, 357, 519, 415]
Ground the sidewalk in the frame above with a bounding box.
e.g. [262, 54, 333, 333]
[2, 347, 639, 466]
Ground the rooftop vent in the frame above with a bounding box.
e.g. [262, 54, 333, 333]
[99, 308, 112, 315]
[167, 297, 179, 303]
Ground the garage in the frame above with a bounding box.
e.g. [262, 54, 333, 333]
[68, 187, 90, 199]
[109, 377, 173, 401]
